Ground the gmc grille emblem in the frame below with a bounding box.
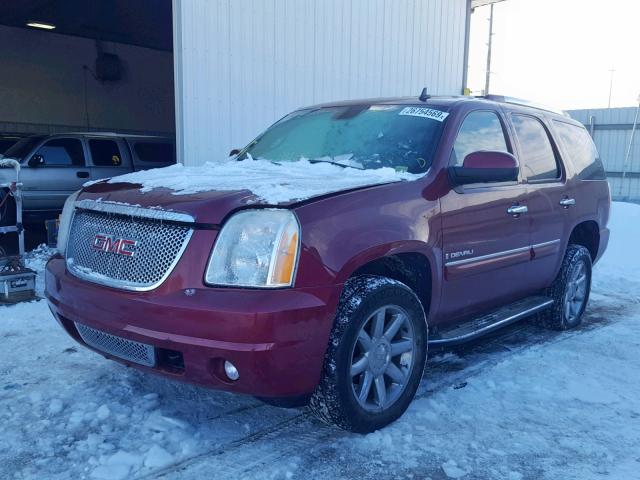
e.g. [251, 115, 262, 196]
[92, 234, 138, 257]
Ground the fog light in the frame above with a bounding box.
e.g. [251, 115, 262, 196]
[224, 360, 239, 381]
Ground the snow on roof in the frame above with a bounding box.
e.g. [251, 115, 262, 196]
[106, 158, 423, 204]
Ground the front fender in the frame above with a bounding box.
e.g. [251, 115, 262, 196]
[292, 180, 442, 294]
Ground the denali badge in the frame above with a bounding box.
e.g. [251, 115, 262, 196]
[445, 249, 474, 261]
[92, 234, 138, 257]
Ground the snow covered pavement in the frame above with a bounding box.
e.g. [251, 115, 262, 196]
[1, 203, 639, 480]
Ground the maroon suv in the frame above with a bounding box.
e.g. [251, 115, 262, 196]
[46, 95, 610, 432]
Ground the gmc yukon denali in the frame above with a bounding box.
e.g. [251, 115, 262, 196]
[45, 95, 610, 432]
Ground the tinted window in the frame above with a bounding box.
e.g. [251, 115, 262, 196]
[134, 142, 175, 163]
[451, 111, 509, 166]
[512, 115, 559, 181]
[553, 121, 606, 180]
[36, 138, 85, 166]
[89, 139, 122, 166]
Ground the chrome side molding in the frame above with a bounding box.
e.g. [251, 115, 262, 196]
[445, 239, 561, 268]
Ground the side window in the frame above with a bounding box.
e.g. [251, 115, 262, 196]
[553, 121, 606, 180]
[89, 139, 122, 167]
[133, 142, 176, 163]
[511, 115, 560, 181]
[451, 111, 509, 166]
[35, 138, 85, 166]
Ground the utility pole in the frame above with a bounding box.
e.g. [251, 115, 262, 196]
[484, 3, 495, 95]
[607, 68, 616, 108]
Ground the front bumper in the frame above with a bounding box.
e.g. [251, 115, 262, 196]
[45, 256, 341, 397]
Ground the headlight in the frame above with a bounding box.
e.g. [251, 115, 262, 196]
[57, 190, 80, 255]
[205, 209, 300, 288]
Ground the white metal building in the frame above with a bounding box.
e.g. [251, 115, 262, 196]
[1, 0, 472, 166]
[568, 107, 640, 202]
[173, 0, 471, 165]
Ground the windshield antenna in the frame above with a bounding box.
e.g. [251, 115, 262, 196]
[419, 87, 430, 102]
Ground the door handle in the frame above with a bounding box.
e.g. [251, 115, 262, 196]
[559, 198, 576, 208]
[507, 205, 528, 216]
[76, 171, 90, 179]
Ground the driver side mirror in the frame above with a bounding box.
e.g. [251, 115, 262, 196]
[448, 151, 519, 186]
[29, 154, 45, 167]
[229, 148, 240, 157]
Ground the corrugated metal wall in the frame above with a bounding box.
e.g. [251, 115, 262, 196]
[568, 107, 640, 202]
[173, 0, 469, 165]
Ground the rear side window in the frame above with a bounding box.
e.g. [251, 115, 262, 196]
[35, 138, 85, 166]
[133, 142, 175, 163]
[553, 121, 606, 180]
[89, 139, 122, 166]
[511, 115, 559, 181]
[451, 111, 509, 166]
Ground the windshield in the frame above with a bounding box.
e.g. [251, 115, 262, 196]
[3, 136, 45, 160]
[240, 105, 447, 173]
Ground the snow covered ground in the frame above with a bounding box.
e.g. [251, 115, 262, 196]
[1, 202, 639, 480]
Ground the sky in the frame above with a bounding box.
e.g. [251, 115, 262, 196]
[467, 0, 640, 110]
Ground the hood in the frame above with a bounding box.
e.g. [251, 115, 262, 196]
[79, 159, 422, 224]
[80, 179, 407, 225]
[80, 182, 261, 225]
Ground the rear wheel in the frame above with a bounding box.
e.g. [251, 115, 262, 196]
[538, 244, 592, 330]
[309, 275, 427, 433]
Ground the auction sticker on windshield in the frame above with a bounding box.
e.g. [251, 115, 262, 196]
[399, 107, 449, 122]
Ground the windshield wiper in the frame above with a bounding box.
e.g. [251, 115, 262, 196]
[307, 159, 364, 170]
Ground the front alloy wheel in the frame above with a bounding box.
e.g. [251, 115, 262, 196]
[309, 275, 427, 433]
[350, 305, 416, 412]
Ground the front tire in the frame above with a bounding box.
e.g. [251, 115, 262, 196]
[538, 244, 592, 330]
[309, 275, 428, 433]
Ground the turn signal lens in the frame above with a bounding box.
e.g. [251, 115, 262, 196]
[270, 226, 299, 286]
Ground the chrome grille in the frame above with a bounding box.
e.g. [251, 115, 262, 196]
[66, 207, 192, 291]
[75, 322, 156, 367]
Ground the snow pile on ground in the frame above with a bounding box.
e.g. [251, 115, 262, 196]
[104, 158, 422, 204]
[23, 244, 57, 295]
[0, 202, 639, 480]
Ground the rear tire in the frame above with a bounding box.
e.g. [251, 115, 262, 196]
[538, 244, 592, 330]
[309, 275, 428, 433]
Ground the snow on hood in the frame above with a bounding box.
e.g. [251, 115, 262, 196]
[105, 159, 423, 204]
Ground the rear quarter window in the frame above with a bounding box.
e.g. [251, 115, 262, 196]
[133, 142, 175, 164]
[553, 121, 606, 180]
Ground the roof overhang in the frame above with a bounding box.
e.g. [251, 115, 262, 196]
[0, 0, 172, 51]
[471, 0, 506, 8]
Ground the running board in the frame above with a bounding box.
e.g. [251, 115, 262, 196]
[428, 296, 553, 347]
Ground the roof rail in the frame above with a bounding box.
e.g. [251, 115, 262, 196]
[478, 94, 569, 116]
